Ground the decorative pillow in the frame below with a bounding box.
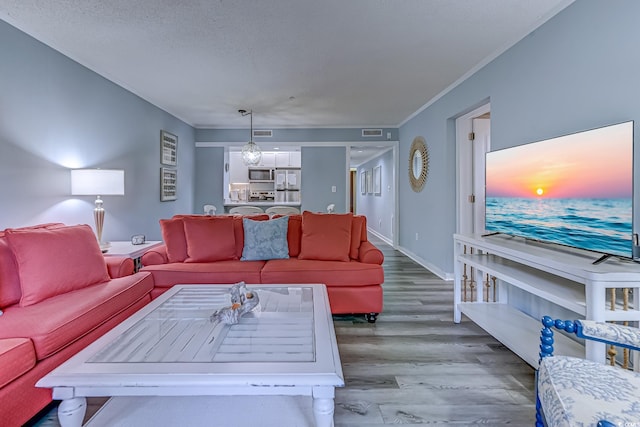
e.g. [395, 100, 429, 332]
[160, 218, 188, 263]
[183, 216, 237, 262]
[233, 214, 270, 258]
[298, 211, 353, 262]
[241, 216, 290, 261]
[6, 224, 110, 307]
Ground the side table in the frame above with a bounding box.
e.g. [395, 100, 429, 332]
[103, 241, 162, 272]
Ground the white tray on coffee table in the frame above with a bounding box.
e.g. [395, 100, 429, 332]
[37, 284, 343, 427]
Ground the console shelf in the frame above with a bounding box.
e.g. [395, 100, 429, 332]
[453, 233, 640, 367]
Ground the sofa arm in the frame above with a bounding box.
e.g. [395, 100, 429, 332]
[141, 244, 169, 266]
[358, 241, 384, 265]
[105, 256, 134, 278]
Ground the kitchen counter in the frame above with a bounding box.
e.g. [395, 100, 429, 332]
[223, 201, 301, 207]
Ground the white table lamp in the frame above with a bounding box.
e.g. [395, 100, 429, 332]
[71, 169, 125, 244]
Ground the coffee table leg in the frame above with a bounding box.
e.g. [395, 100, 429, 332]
[58, 397, 87, 427]
[313, 387, 335, 427]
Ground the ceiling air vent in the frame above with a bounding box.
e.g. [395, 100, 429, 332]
[253, 130, 273, 137]
[362, 129, 383, 137]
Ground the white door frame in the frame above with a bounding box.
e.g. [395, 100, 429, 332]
[455, 103, 491, 235]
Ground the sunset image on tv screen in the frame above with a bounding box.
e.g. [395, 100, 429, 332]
[485, 121, 633, 258]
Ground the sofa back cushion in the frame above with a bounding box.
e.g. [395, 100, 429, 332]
[160, 218, 188, 262]
[0, 223, 65, 308]
[298, 211, 353, 262]
[5, 224, 110, 307]
[272, 214, 302, 257]
[350, 215, 367, 260]
[183, 216, 237, 262]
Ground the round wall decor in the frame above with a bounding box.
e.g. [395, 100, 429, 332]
[409, 136, 429, 192]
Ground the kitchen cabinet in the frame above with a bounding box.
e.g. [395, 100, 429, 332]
[257, 152, 276, 167]
[275, 151, 301, 168]
[229, 152, 249, 183]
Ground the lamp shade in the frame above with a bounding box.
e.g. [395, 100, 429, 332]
[71, 169, 125, 196]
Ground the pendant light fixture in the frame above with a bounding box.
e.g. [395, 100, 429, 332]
[239, 109, 262, 166]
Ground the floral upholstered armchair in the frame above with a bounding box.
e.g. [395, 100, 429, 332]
[536, 316, 640, 427]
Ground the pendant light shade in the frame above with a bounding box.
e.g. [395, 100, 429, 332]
[239, 109, 262, 166]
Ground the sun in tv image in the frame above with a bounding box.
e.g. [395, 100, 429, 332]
[485, 121, 633, 258]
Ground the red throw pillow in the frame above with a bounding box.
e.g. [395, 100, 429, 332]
[6, 224, 110, 307]
[298, 211, 353, 262]
[160, 218, 188, 262]
[183, 216, 237, 262]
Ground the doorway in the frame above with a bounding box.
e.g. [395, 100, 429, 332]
[456, 104, 491, 235]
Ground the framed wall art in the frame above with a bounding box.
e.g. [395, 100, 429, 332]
[366, 169, 373, 194]
[360, 170, 367, 195]
[161, 130, 178, 166]
[160, 167, 177, 201]
[373, 165, 382, 195]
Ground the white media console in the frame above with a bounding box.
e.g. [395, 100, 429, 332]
[453, 233, 640, 367]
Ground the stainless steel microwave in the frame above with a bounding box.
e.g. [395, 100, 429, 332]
[248, 168, 274, 181]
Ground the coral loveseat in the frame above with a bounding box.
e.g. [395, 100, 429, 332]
[141, 211, 384, 320]
[0, 223, 154, 426]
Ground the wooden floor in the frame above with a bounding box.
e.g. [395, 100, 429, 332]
[30, 236, 535, 426]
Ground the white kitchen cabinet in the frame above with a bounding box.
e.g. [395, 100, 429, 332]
[275, 151, 302, 168]
[289, 151, 302, 167]
[229, 152, 249, 183]
[275, 152, 290, 168]
[258, 152, 276, 167]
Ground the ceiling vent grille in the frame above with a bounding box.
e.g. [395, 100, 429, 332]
[253, 130, 273, 137]
[362, 129, 383, 137]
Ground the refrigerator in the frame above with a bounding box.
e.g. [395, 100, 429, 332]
[275, 169, 301, 203]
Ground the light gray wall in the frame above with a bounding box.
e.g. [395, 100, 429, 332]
[356, 149, 394, 241]
[0, 20, 195, 241]
[301, 147, 347, 213]
[194, 147, 225, 215]
[397, 0, 640, 275]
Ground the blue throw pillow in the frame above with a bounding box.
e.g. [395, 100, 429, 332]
[241, 216, 290, 261]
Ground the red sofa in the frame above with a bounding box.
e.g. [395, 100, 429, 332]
[0, 223, 154, 426]
[141, 211, 384, 320]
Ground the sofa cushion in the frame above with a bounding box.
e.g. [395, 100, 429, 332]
[261, 258, 384, 286]
[298, 211, 353, 262]
[0, 223, 64, 308]
[5, 224, 110, 307]
[160, 218, 188, 262]
[0, 338, 36, 388]
[141, 260, 265, 288]
[0, 272, 153, 360]
[241, 216, 290, 261]
[183, 216, 237, 262]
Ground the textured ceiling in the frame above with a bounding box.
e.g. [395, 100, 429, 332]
[0, 0, 572, 128]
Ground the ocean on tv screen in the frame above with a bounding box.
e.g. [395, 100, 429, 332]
[485, 196, 633, 258]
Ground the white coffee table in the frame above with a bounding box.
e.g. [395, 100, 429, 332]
[37, 284, 344, 427]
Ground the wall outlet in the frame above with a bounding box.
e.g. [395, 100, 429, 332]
[415, 232, 419, 241]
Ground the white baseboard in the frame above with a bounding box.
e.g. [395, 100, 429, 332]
[367, 228, 393, 246]
[366, 227, 453, 281]
[395, 245, 454, 281]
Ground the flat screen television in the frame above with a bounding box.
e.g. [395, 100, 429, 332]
[485, 121, 634, 260]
